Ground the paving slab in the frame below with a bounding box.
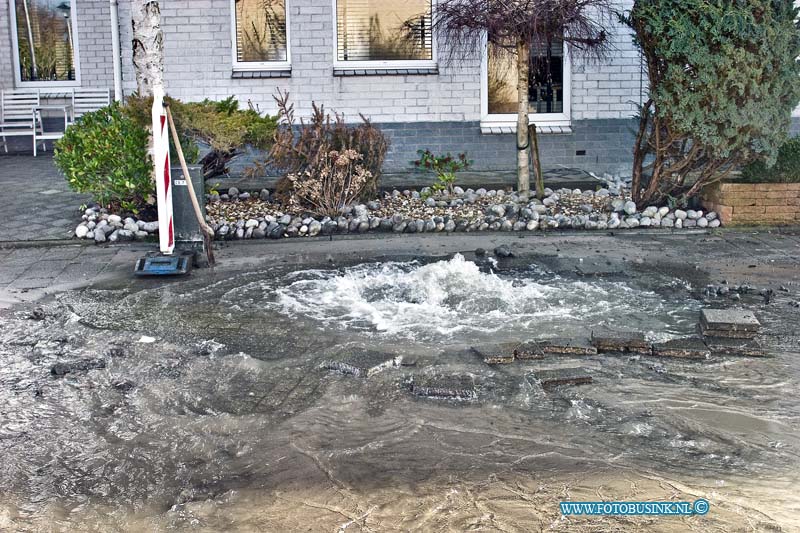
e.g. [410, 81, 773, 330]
[410, 374, 477, 400]
[652, 337, 710, 359]
[591, 330, 652, 354]
[528, 368, 593, 390]
[700, 309, 761, 332]
[706, 338, 768, 357]
[319, 351, 402, 378]
[472, 344, 516, 365]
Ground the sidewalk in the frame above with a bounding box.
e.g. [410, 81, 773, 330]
[0, 155, 90, 241]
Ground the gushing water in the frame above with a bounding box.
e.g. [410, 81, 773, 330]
[268, 254, 693, 342]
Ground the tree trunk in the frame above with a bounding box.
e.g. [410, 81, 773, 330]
[131, 1, 164, 97]
[516, 39, 531, 193]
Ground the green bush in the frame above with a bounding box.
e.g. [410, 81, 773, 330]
[54, 103, 153, 212]
[125, 95, 277, 178]
[625, 0, 800, 204]
[740, 137, 800, 183]
[125, 94, 276, 152]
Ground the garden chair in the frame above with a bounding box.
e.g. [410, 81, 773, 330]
[69, 88, 111, 123]
[0, 89, 44, 156]
[32, 103, 71, 154]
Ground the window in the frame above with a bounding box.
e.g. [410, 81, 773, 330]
[335, 0, 434, 67]
[9, 0, 80, 86]
[231, 0, 289, 70]
[483, 39, 571, 128]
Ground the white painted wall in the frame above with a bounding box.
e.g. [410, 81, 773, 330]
[115, 0, 644, 123]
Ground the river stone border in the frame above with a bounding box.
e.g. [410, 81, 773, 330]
[72, 185, 722, 244]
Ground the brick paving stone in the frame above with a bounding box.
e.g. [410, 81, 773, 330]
[0, 155, 89, 242]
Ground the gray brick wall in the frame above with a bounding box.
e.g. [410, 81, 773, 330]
[380, 118, 637, 175]
[0, 3, 14, 90]
[75, 0, 115, 89]
[0, 0, 114, 91]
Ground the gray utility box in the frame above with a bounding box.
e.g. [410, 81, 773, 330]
[171, 165, 205, 248]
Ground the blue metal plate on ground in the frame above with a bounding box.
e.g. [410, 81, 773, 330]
[134, 254, 192, 277]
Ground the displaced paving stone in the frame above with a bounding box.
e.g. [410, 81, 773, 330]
[591, 330, 652, 354]
[472, 344, 516, 364]
[513, 341, 545, 360]
[51, 358, 106, 376]
[700, 309, 760, 333]
[319, 351, 402, 378]
[535, 338, 598, 356]
[410, 374, 477, 400]
[706, 338, 767, 357]
[575, 262, 625, 277]
[528, 368, 593, 390]
[652, 337, 710, 359]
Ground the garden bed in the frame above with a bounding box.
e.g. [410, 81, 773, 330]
[700, 182, 800, 226]
[74, 185, 721, 243]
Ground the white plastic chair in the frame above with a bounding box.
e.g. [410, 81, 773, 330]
[0, 89, 44, 156]
[70, 88, 111, 123]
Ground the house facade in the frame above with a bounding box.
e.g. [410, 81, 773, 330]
[0, 0, 739, 176]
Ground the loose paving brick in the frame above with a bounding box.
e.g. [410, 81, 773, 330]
[700, 309, 760, 333]
[513, 341, 546, 360]
[528, 368, 593, 390]
[320, 351, 402, 378]
[472, 344, 516, 364]
[535, 338, 597, 356]
[706, 338, 768, 357]
[410, 374, 477, 400]
[591, 330, 652, 354]
[652, 337, 710, 359]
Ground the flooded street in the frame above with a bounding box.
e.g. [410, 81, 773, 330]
[1, 232, 799, 531]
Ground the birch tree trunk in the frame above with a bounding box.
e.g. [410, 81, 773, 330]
[516, 39, 531, 193]
[131, 1, 164, 97]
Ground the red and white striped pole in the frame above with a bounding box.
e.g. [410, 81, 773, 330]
[151, 86, 174, 255]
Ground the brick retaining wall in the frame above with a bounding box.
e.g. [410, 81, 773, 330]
[700, 182, 800, 225]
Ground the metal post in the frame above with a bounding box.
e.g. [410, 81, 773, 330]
[109, 0, 123, 101]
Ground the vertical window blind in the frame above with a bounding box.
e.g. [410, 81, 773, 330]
[234, 0, 288, 63]
[336, 0, 432, 62]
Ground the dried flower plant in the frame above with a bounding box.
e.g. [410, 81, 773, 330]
[285, 149, 374, 217]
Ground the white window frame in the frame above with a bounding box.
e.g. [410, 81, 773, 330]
[230, 0, 292, 72]
[8, 0, 81, 88]
[480, 38, 571, 130]
[332, 0, 437, 70]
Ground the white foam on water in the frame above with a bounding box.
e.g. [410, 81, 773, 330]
[269, 254, 684, 341]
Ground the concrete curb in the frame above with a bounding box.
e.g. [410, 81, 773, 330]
[2, 225, 799, 250]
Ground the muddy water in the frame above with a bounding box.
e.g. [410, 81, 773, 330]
[0, 253, 799, 531]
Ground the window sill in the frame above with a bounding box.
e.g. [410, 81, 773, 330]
[480, 123, 573, 135]
[231, 69, 291, 79]
[333, 67, 438, 77]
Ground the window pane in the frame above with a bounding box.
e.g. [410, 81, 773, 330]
[488, 40, 564, 115]
[337, 0, 432, 62]
[14, 0, 76, 82]
[234, 0, 287, 63]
